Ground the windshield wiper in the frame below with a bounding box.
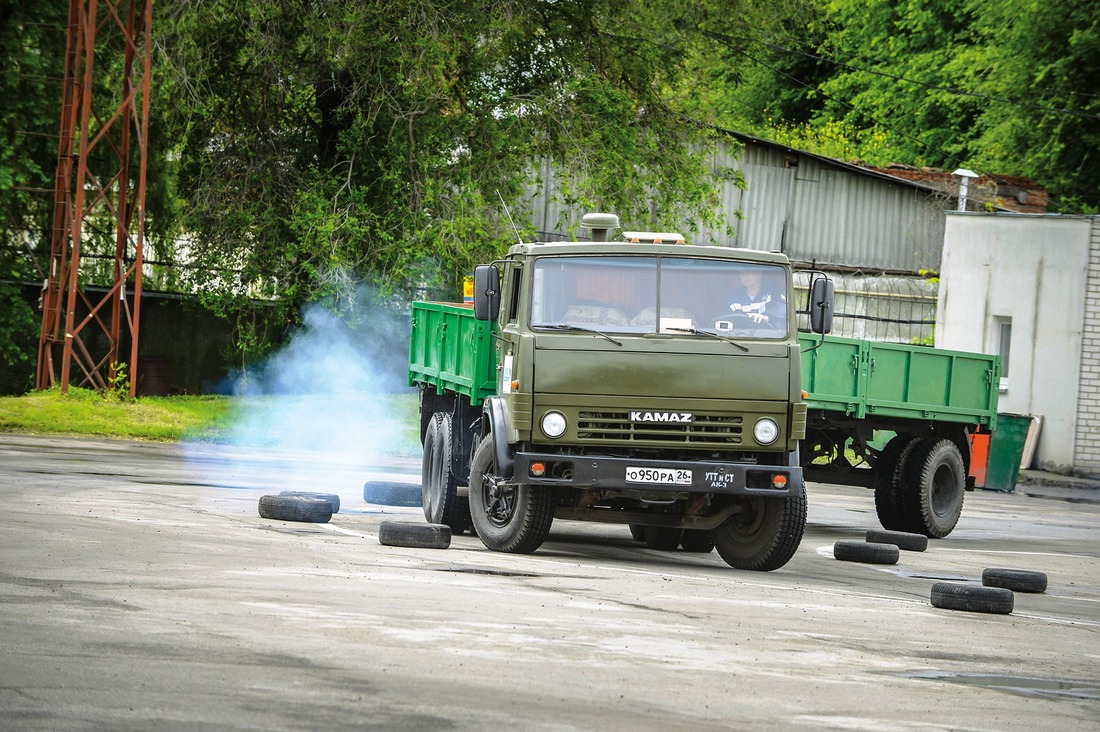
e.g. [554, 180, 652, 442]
[538, 324, 623, 346]
[666, 326, 749, 352]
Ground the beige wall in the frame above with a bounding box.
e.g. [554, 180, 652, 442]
[936, 213, 1094, 474]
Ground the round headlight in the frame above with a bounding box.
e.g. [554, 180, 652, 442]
[753, 418, 779, 445]
[541, 411, 567, 438]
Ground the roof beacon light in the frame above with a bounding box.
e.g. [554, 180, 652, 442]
[623, 231, 686, 244]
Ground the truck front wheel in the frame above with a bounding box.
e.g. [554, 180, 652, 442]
[468, 438, 554, 554]
[711, 486, 807, 571]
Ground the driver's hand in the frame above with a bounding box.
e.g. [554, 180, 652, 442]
[747, 312, 768, 323]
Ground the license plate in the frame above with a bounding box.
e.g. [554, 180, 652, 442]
[625, 466, 693, 486]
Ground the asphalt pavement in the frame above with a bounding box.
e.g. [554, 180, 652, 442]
[1, 434, 1098, 731]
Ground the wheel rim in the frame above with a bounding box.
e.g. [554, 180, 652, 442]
[930, 463, 958, 518]
[484, 480, 517, 527]
[726, 498, 767, 544]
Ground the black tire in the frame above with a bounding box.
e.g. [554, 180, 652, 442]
[421, 413, 471, 534]
[279, 491, 340, 513]
[873, 436, 918, 531]
[258, 494, 333, 523]
[643, 526, 684, 551]
[378, 521, 451, 549]
[865, 528, 928, 552]
[982, 568, 1048, 593]
[468, 438, 554, 554]
[712, 486, 807, 571]
[930, 582, 1014, 614]
[679, 529, 715, 553]
[363, 481, 423, 507]
[900, 438, 966, 538]
[628, 523, 646, 542]
[833, 540, 900, 564]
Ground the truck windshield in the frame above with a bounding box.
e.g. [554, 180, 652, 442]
[530, 255, 789, 339]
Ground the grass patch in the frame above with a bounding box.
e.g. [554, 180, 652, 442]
[0, 388, 236, 442]
[0, 388, 421, 454]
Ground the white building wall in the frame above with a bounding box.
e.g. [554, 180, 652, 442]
[1074, 219, 1100, 476]
[936, 213, 1093, 473]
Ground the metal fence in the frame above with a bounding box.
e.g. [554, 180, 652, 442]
[793, 270, 938, 344]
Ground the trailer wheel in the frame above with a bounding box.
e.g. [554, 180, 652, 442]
[258, 494, 332, 523]
[628, 523, 646, 542]
[468, 438, 554, 554]
[865, 528, 928, 552]
[378, 521, 451, 549]
[833, 539, 900, 564]
[712, 486, 806, 571]
[643, 526, 684, 550]
[679, 529, 715, 553]
[982, 568, 1048, 593]
[873, 435, 919, 531]
[901, 438, 966, 538]
[421, 413, 472, 534]
[279, 491, 340, 513]
[930, 582, 1014, 614]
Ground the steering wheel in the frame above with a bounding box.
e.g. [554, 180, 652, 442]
[707, 310, 780, 332]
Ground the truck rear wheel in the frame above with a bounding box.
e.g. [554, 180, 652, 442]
[421, 413, 471, 534]
[468, 438, 554, 554]
[711, 486, 806, 571]
[900, 438, 966, 538]
[873, 435, 919, 531]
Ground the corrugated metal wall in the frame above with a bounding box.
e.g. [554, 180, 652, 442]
[525, 137, 947, 273]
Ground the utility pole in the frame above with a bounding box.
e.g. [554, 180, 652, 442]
[37, 0, 152, 397]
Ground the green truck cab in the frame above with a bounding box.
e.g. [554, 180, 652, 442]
[408, 214, 999, 571]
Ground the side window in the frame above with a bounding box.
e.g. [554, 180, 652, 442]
[506, 266, 522, 324]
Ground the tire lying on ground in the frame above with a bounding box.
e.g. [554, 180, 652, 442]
[378, 521, 451, 549]
[363, 481, 423, 507]
[931, 582, 1014, 614]
[865, 528, 928, 552]
[833, 539, 900, 565]
[279, 491, 340, 513]
[258, 494, 333, 523]
[643, 526, 684, 551]
[982, 568, 1048, 593]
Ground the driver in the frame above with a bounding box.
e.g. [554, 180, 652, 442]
[729, 269, 786, 326]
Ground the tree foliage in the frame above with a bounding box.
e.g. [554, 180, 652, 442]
[152, 0, 781, 356]
[3, 0, 1097, 375]
[710, 0, 1100, 212]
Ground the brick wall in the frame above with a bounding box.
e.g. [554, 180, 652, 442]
[1074, 217, 1100, 477]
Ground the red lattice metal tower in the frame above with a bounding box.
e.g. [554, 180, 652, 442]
[37, 0, 152, 396]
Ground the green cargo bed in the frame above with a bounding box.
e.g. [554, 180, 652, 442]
[798, 333, 999, 429]
[408, 301, 496, 403]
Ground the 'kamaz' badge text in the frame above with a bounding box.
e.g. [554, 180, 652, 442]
[630, 411, 694, 423]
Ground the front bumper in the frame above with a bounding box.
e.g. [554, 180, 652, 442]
[512, 452, 802, 499]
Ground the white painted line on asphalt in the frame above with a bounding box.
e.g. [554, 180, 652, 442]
[933, 548, 1095, 558]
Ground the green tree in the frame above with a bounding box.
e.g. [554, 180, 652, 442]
[153, 0, 790, 359]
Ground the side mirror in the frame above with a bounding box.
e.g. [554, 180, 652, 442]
[473, 264, 500, 321]
[809, 275, 834, 334]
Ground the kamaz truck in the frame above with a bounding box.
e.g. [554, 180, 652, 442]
[408, 214, 999, 571]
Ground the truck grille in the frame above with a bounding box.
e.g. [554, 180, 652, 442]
[577, 411, 742, 446]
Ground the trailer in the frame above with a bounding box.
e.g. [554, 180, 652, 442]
[407, 215, 999, 570]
